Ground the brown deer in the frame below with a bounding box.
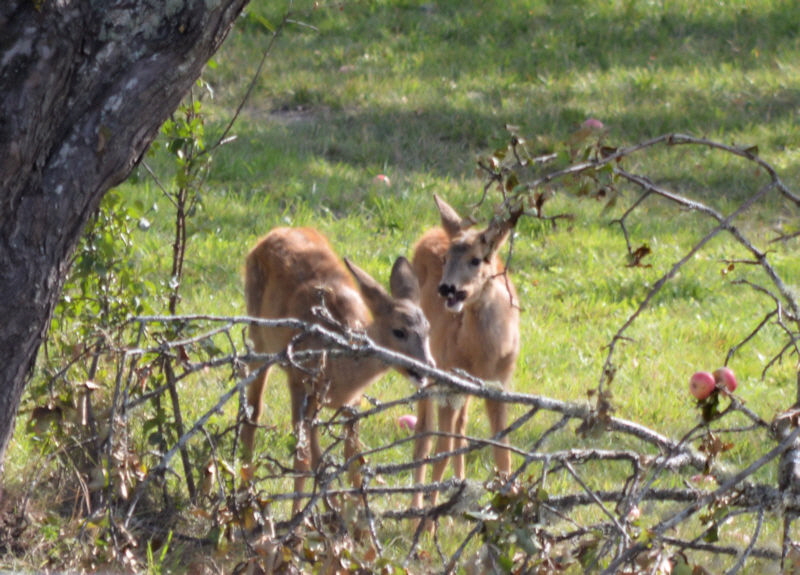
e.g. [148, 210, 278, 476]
[411, 195, 520, 512]
[242, 227, 433, 513]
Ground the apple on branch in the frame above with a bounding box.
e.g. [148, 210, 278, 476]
[689, 371, 716, 400]
[713, 366, 738, 393]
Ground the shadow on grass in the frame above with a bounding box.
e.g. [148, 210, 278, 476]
[205, 0, 800, 209]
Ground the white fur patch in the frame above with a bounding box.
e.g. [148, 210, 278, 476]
[435, 390, 468, 411]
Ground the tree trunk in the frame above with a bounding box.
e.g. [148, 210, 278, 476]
[0, 0, 248, 474]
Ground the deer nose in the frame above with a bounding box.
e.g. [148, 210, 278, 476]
[438, 283, 468, 304]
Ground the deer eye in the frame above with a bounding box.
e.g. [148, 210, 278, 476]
[470, 257, 481, 266]
[392, 328, 407, 340]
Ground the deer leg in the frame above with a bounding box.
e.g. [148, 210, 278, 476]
[343, 415, 363, 491]
[412, 396, 436, 510]
[452, 401, 470, 480]
[430, 401, 460, 508]
[290, 381, 318, 515]
[241, 363, 271, 462]
[486, 397, 510, 476]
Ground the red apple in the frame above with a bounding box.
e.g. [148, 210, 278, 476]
[582, 118, 604, 130]
[713, 367, 738, 393]
[397, 414, 417, 431]
[689, 371, 716, 400]
[373, 174, 391, 186]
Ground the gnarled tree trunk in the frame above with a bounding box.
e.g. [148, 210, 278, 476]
[0, 0, 248, 473]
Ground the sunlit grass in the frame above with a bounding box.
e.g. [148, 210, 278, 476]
[8, 0, 800, 570]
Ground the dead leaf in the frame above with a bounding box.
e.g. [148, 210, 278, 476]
[627, 244, 652, 268]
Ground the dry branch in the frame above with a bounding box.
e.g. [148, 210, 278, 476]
[40, 132, 800, 572]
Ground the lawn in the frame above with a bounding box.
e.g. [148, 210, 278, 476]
[5, 0, 800, 572]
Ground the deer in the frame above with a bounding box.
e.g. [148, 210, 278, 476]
[410, 195, 520, 513]
[241, 227, 433, 513]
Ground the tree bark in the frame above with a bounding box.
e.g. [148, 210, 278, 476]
[0, 0, 248, 474]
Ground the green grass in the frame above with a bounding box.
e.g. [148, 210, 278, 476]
[7, 0, 800, 571]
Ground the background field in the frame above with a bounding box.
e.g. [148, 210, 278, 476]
[155, 0, 800, 446]
[7, 0, 800, 571]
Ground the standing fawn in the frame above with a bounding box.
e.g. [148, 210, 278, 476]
[411, 195, 520, 512]
[242, 227, 433, 513]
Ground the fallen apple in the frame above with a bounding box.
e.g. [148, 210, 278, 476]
[397, 414, 417, 431]
[582, 118, 604, 130]
[373, 174, 391, 186]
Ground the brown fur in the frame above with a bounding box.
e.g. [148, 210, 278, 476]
[242, 227, 432, 512]
[411, 196, 520, 512]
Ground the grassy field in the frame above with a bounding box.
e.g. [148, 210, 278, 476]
[197, 0, 799, 450]
[7, 0, 800, 572]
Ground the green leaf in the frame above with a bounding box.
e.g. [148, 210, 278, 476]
[504, 172, 519, 192]
[248, 11, 276, 33]
[499, 553, 514, 571]
[147, 432, 167, 451]
[703, 524, 719, 543]
[513, 528, 542, 554]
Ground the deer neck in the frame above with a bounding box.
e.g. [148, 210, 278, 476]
[321, 322, 388, 409]
[457, 276, 517, 353]
[466, 276, 508, 317]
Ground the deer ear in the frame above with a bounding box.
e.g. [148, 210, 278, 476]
[434, 194, 474, 238]
[344, 258, 392, 314]
[389, 256, 420, 304]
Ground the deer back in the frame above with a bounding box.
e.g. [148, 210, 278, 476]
[245, 227, 370, 355]
[246, 227, 432, 408]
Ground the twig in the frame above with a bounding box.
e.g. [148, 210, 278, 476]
[725, 506, 765, 574]
[602, 425, 800, 574]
